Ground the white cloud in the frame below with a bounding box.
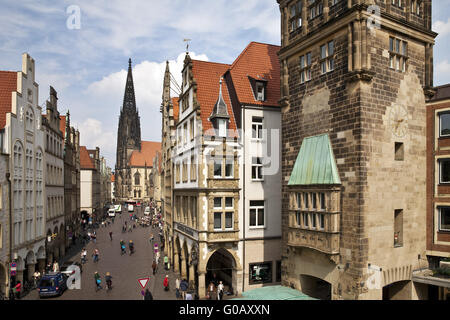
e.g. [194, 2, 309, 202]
[433, 18, 450, 38]
[435, 60, 450, 86]
[82, 52, 208, 167]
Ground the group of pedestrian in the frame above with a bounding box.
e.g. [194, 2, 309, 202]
[94, 271, 112, 291]
[207, 280, 225, 300]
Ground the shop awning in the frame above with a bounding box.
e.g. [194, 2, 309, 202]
[288, 133, 341, 186]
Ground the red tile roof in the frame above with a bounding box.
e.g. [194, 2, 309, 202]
[191, 60, 238, 137]
[128, 141, 161, 167]
[172, 97, 179, 123]
[0, 71, 17, 129]
[229, 42, 280, 107]
[80, 146, 95, 169]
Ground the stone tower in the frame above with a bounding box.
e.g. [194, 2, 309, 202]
[277, 0, 436, 300]
[115, 58, 142, 201]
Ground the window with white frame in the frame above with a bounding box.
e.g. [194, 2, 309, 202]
[249, 200, 265, 227]
[299, 52, 312, 84]
[252, 157, 263, 180]
[439, 159, 450, 184]
[218, 119, 227, 137]
[214, 159, 222, 177]
[225, 158, 233, 178]
[439, 112, 450, 137]
[389, 37, 408, 72]
[439, 207, 450, 232]
[320, 41, 335, 74]
[255, 81, 265, 101]
[252, 117, 263, 140]
[213, 197, 234, 230]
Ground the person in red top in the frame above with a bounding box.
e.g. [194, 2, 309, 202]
[14, 281, 21, 299]
[163, 275, 169, 291]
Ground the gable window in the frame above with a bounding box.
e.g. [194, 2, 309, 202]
[255, 81, 265, 101]
[252, 157, 263, 180]
[439, 113, 450, 137]
[439, 207, 450, 232]
[289, 0, 303, 32]
[249, 200, 265, 227]
[299, 52, 312, 83]
[183, 123, 188, 144]
[252, 117, 263, 140]
[439, 159, 450, 184]
[389, 37, 408, 72]
[320, 40, 335, 74]
[190, 156, 197, 182]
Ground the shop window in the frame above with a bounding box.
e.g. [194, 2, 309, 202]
[249, 262, 273, 284]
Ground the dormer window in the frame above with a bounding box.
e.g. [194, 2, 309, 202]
[218, 119, 227, 137]
[256, 82, 265, 101]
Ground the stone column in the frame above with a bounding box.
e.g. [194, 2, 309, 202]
[27, 263, 35, 282]
[37, 259, 46, 274]
[189, 264, 195, 290]
[181, 256, 187, 280]
[173, 247, 180, 273]
[198, 271, 206, 299]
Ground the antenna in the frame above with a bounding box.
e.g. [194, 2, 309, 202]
[183, 38, 191, 53]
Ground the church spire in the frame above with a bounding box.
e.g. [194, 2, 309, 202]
[123, 58, 136, 112]
[162, 60, 171, 104]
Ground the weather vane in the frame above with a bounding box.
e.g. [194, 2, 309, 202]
[183, 38, 191, 53]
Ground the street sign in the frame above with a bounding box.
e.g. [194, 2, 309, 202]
[138, 277, 149, 289]
[10, 262, 16, 276]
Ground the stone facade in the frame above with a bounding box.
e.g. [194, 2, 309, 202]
[61, 112, 81, 249]
[42, 86, 65, 265]
[0, 152, 9, 297]
[277, 0, 436, 300]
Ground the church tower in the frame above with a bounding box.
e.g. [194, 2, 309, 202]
[115, 58, 142, 201]
[278, 0, 436, 300]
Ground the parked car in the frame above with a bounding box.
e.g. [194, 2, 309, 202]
[108, 208, 116, 217]
[37, 273, 67, 298]
[144, 207, 151, 216]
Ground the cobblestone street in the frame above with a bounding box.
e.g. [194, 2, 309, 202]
[24, 207, 179, 300]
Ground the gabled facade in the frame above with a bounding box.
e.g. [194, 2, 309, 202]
[166, 42, 282, 298]
[0, 54, 46, 296]
[80, 146, 101, 220]
[60, 112, 80, 250]
[277, 0, 436, 300]
[42, 86, 65, 264]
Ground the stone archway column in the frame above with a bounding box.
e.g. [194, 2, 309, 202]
[181, 256, 187, 279]
[37, 259, 46, 274]
[189, 264, 195, 290]
[198, 271, 206, 299]
[27, 263, 35, 282]
[173, 247, 180, 273]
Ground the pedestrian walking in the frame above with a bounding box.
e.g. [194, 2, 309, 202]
[144, 288, 153, 300]
[52, 260, 59, 272]
[163, 275, 169, 291]
[217, 281, 224, 300]
[109, 231, 113, 241]
[207, 282, 216, 300]
[175, 277, 180, 299]
[155, 251, 160, 264]
[154, 243, 158, 254]
[164, 255, 169, 270]
[94, 272, 102, 291]
[93, 248, 99, 263]
[105, 272, 112, 290]
[180, 279, 188, 300]
[120, 240, 126, 255]
[150, 233, 154, 244]
[152, 260, 157, 275]
[14, 281, 21, 299]
[128, 225, 132, 233]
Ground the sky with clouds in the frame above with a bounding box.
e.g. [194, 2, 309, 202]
[0, 0, 449, 168]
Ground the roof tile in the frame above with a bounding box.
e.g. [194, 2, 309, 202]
[0, 71, 17, 129]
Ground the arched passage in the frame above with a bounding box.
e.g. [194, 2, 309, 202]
[299, 274, 331, 300]
[206, 248, 237, 295]
[382, 280, 411, 300]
